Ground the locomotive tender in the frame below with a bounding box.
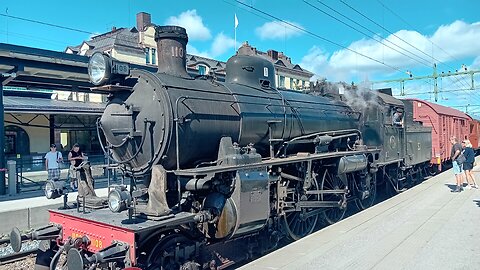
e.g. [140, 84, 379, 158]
[10, 25, 441, 270]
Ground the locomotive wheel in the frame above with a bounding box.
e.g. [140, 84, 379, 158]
[146, 234, 199, 270]
[320, 170, 347, 225]
[283, 178, 320, 241]
[355, 173, 377, 211]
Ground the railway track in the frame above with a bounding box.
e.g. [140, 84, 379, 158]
[0, 248, 37, 265]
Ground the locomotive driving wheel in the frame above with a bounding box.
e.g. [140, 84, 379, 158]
[282, 177, 320, 241]
[146, 233, 199, 270]
[355, 173, 377, 210]
[320, 169, 347, 225]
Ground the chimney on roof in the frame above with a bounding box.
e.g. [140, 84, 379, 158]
[112, 26, 117, 32]
[136, 12, 151, 31]
[267, 50, 278, 60]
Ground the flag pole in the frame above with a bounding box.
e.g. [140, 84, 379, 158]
[234, 14, 238, 54]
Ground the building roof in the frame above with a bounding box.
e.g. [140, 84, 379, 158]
[66, 27, 143, 56]
[406, 98, 469, 119]
[237, 42, 314, 78]
[4, 96, 105, 115]
[187, 54, 227, 73]
[376, 92, 404, 107]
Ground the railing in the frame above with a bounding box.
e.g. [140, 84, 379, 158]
[4, 154, 120, 194]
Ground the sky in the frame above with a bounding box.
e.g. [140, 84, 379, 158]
[0, 0, 479, 114]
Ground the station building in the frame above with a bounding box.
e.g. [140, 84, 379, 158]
[65, 12, 313, 90]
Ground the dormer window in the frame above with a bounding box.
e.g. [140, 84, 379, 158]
[151, 48, 156, 65]
[198, 65, 207, 75]
[145, 47, 150, 64]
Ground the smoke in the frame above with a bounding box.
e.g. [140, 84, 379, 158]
[308, 79, 382, 116]
[341, 84, 381, 113]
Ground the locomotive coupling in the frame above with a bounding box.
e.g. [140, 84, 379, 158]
[10, 224, 61, 252]
[66, 241, 130, 270]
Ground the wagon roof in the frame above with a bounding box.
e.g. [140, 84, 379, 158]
[406, 98, 469, 119]
[375, 91, 404, 107]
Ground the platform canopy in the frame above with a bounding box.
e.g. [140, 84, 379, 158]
[0, 43, 96, 92]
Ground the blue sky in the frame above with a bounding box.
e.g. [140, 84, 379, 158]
[0, 0, 479, 113]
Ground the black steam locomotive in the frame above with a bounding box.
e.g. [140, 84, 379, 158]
[10, 26, 433, 270]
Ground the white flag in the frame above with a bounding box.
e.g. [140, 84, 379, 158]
[234, 14, 239, 29]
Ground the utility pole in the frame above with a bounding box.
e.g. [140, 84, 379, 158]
[370, 65, 480, 102]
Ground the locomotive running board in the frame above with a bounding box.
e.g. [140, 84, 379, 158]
[173, 149, 380, 177]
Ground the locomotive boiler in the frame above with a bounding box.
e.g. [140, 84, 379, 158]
[98, 26, 359, 174]
[11, 26, 380, 270]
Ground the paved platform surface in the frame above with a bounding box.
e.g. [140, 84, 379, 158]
[241, 161, 480, 270]
[0, 187, 110, 235]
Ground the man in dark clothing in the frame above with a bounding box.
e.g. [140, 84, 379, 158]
[450, 136, 464, 192]
[68, 143, 84, 191]
[462, 140, 478, 189]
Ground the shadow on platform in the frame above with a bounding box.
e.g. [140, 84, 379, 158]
[444, 183, 458, 191]
[474, 200, 480, 208]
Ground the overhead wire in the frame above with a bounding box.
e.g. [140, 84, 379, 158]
[231, 0, 406, 74]
[370, 0, 473, 89]
[0, 13, 142, 52]
[305, 0, 433, 68]
[339, 0, 477, 103]
[302, 0, 440, 94]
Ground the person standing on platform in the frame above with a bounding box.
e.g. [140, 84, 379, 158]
[462, 140, 478, 189]
[68, 143, 84, 191]
[45, 144, 63, 181]
[450, 136, 464, 192]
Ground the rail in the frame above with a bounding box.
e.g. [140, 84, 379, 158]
[0, 248, 38, 265]
[4, 154, 120, 194]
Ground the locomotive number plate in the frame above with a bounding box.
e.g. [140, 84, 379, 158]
[71, 232, 103, 249]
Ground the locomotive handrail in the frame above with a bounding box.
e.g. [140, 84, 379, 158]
[172, 148, 380, 177]
[173, 94, 361, 170]
[163, 83, 356, 110]
[96, 118, 150, 166]
[275, 129, 362, 157]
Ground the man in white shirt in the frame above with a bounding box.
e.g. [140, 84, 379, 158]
[45, 144, 63, 181]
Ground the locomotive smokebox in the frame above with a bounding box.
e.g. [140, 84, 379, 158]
[155, 25, 189, 78]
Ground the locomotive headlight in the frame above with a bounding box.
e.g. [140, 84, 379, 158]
[108, 187, 131, 213]
[88, 52, 130, 86]
[44, 180, 64, 199]
[88, 53, 111, 86]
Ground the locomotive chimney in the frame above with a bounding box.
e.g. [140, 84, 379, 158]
[154, 25, 189, 78]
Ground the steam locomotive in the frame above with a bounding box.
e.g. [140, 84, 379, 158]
[10, 26, 441, 270]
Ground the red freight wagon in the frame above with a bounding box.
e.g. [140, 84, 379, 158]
[467, 115, 480, 150]
[406, 99, 470, 166]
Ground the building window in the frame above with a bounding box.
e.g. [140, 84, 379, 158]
[198, 65, 206, 75]
[279, 76, 285, 87]
[302, 80, 305, 89]
[290, 78, 294, 89]
[151, 48, 156, 65]
[5, 125, 30, 156]
[145, 47, 150, 64]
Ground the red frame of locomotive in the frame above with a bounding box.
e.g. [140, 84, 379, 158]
[50, 210, 138, 264]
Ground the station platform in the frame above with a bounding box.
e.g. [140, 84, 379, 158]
[240, 160, 480, 270]
[0, 187, 110, 235]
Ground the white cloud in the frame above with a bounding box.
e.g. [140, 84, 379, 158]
[430, 21, 480, 60]
[186, 33, 238, 59]
[299, 46, 329, 80]
[186, 44, 211, 58]
[470, 56, 480, 69]
[165, 10, 211, 41]
[255, 21, 303, 40]
[210, 32, 237, 57]
[303, 20, 480, 81]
